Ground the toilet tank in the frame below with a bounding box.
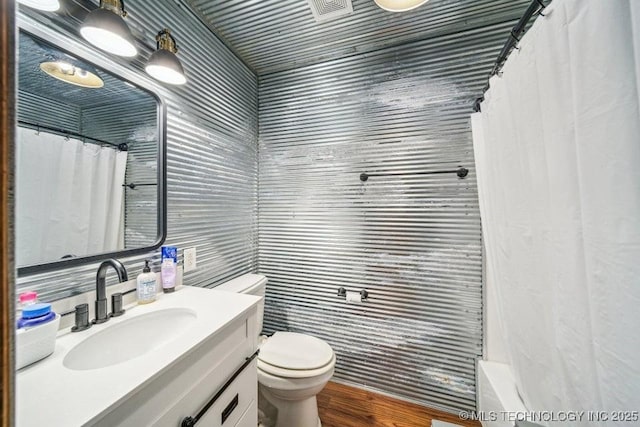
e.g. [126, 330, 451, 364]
[216, 273, 267, 336]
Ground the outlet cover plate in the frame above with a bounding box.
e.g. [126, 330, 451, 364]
[183, 247, 197, 272]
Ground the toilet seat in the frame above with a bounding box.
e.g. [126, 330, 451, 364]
[258, 353, 336, 379]
[217, 274, 333, 427]
[258, 332, 335, 379]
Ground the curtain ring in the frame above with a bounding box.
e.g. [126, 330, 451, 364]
[510, 30, 521, 50]
[536, 0, 546, 16]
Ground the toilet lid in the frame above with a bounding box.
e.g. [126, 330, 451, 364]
[259, 332, 334, 370]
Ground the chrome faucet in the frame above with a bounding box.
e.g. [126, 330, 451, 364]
[94, 259, 128, 324]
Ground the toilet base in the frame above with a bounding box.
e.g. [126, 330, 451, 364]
[259, 383, 322, 427]
[258, 417, 321, 427]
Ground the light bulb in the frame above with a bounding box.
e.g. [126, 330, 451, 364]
[145, 29, 187, 85]
[57, 62, 74, 74]
[145, 64, 187, 85]
[80, 7, 137, 57]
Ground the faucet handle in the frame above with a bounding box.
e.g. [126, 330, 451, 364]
[111, 293, 125, 317]
[71, 304, 91, 332]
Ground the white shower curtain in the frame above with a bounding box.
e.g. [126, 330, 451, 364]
[16, 127, 128, 266]
[472, 0, 640, 424]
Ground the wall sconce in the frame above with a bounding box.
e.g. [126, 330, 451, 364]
[374, 0, 429, 12]
[40, 61, 104, 88]
[145, 29, 187, 85]
[17, 0, 60, 11]
[80, 0, 137, 57]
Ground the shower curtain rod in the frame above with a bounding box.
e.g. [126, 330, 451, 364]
[18, 120, 128, 151]
[473, 0, 548, 112]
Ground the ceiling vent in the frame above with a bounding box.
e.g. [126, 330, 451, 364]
[307, 0, 353, 23]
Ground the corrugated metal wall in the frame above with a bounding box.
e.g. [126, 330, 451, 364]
[258, 21, 513, 413]
[16, 0, 258, 300]
[17, 90, 80, 132]
[81, 99, 159, 249]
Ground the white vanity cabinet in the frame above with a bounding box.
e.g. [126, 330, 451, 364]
[92, 310, 259, 427]
[16, 287, 261, 427]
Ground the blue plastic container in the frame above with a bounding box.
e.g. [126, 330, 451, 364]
[17, 303, 56, 329]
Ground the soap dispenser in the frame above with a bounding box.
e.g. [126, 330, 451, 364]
[137, 259, 157, 304]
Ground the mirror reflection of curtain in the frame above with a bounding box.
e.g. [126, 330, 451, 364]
[16, 127, 128, 266]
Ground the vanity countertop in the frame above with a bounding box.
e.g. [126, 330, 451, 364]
[16, 286, 260, 427]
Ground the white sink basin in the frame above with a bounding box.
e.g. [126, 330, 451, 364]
[63, 307, 197, 371]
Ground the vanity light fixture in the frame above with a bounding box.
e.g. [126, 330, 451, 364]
[374, 0, 430, 12]
[145, 28, 187, 85]
[16, 0, 60, 12]
[39, 61, 104, 88]
[80, 0, 137, 57]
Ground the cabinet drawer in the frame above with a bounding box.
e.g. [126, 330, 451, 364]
[92, 314, 254, 427]
[197, 358, 257, 427]
[234, 400, 257, 427]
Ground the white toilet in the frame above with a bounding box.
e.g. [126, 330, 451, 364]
[217, 273, 336, 427]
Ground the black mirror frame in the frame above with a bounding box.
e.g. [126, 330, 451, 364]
[16, 25, 167, 277]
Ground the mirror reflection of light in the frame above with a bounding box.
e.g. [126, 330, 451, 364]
[39, 61, 104, 88]
[17, 0, 60, 12]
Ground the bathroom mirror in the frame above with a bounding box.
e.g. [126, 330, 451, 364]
[16, 27, 166, 276]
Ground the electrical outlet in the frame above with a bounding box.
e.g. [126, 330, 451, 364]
[183, 247, 197, 272]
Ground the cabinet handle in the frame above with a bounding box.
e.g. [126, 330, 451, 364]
[180, 350, 259, 427]
[221, 394, 239, 424]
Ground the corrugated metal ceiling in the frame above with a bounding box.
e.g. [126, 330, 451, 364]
[186, 0, 531, 75]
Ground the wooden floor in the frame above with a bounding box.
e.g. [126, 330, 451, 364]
[317, 382, 480, 427]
